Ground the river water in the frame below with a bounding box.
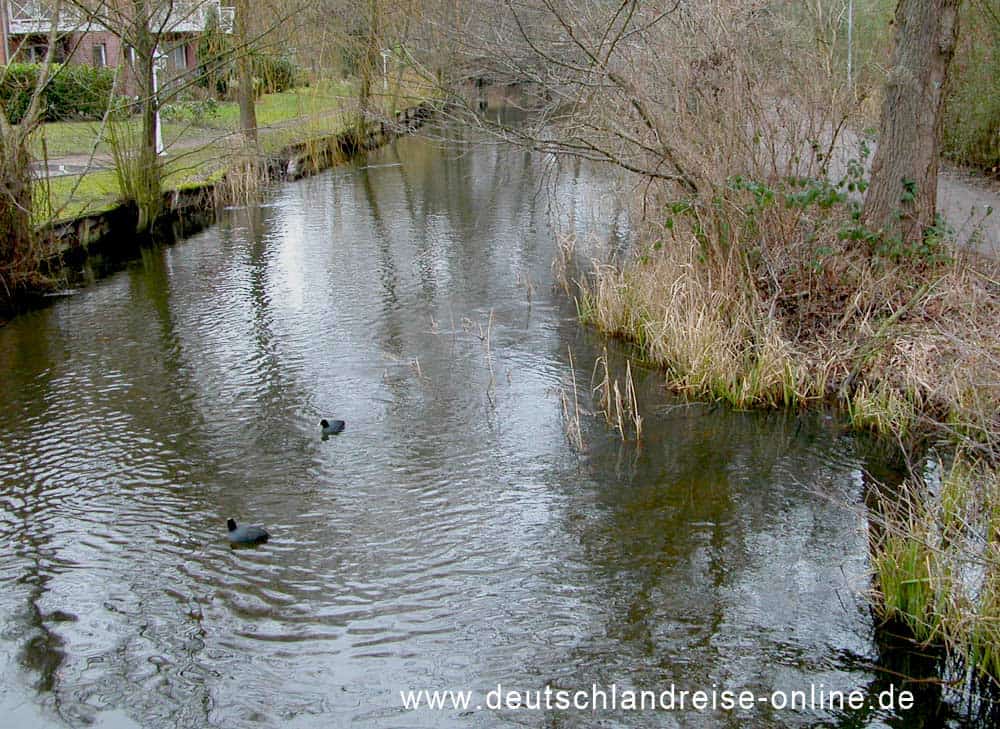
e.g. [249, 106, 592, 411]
[0, 126, 967, 727]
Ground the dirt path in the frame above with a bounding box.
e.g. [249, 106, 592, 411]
[938, 166, 999, 256]
[794, 112, 999, 257]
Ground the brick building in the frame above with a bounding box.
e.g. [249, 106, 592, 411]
[1, 1, 232, 91]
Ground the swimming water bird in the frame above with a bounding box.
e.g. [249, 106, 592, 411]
[226, 518, 269, 545]
[321, 419, 346, 435]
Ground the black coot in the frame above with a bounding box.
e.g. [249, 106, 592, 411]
[227, 518, 269, 545]
[321, 419, 345, 435]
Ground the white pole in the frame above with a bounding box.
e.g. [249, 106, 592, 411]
[847, 0, 854, 90]
[153, 46, 165, 155]
[381, 49, 389, 91]
[1, 0, 11, 66]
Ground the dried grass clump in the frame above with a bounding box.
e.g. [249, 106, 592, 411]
[592, 347, 643, 441]
[558, 347, 585, 451]
[217, 137, 270, 207]
[576, 236, 810, 411]
[566, 185, 1000, 689]
[1, 126, 59, 302]
[570, 202, 1000, 451]
[844, 252, 1000, 448]
[218, 158, 268, 207]
[106, 109, 163, 233]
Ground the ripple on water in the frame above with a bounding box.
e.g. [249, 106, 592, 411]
[0, 132, 943, 728]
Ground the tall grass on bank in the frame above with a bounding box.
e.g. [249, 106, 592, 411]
[569, 171, 999, 448]
[548, 12, 1000, 680]
[216, 135, 269, 207]
[577, 239, 807, 411]
[567, 188, 1000, 684]
[871, 461, 1000, 684]
[106, 106, 162, 233]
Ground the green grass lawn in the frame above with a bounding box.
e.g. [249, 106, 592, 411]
[36, 79, 360, 221]
[32, 75, 439, 223]
[33, 79, 356, 159]
[42, 146, 226, 221]
[41, 169, 120, 221]
[209, 79, 355, 128]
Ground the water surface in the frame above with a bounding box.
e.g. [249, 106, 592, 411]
[0, 128, 959, 727]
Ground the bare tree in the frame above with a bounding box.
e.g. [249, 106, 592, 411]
[357, 0, 381, 122]
[0, 0, 65, 298]
[405, 0, 860, 211]
[233, 0, 257, 148]
[62, 0, 182, 231]
[61, 0, 239, 231]
[862, 0, 963, 246]
[409, 0, 699, 189]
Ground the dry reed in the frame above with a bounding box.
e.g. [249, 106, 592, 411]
[541, 3, 1000, 685]
[559, 347, 585, 451]
[592, 347, 643, 441]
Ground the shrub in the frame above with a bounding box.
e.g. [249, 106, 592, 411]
[196, 3, 232, 99]
[0, 63, 38, 124]
[160, 97, 220, 124]
[45, 63, 116, 120]
[0, 63, 115, 123]
[197, 53, 302, 100]
[251, 54, 300, 94]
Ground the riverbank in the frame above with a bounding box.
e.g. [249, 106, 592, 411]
[567, 182, 1000, 686]
[34, 80, 357, 220]
[4, 127, 951, 727]
[0, 100, 436, 319]
[46, 102, 434, 255]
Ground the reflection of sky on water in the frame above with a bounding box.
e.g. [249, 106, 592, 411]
[0, 128, 954, 728]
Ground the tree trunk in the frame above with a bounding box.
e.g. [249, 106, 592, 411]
[862, 0, 962, 246]
[136, 33, 162, 234]
[235, 0, 258, 149]
[0, 0, 62, 297]
[0, 130, 35, 291]
[355, 0, 381, 144]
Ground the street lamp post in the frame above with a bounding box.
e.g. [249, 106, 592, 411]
[1, 0, 11, 65]
[152, 46, 166, 156]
